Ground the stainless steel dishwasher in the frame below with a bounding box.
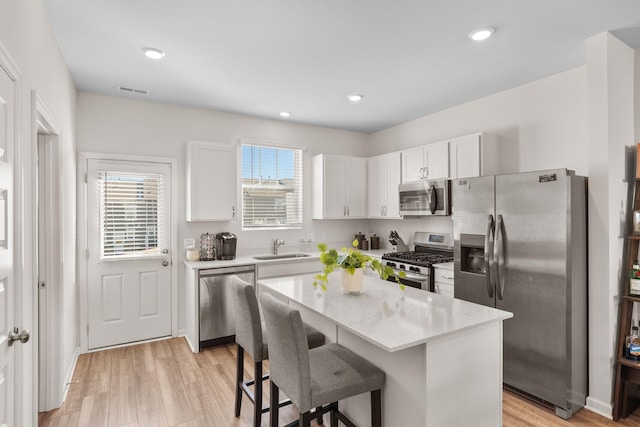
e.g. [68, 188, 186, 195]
[199, 264, 256, 349]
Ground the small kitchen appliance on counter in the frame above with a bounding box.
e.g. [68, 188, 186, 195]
[388, 230, 410, 252]
[199, 233, 216, 261]
[215, 232, 237, 260]
[382, 232, 453, 291]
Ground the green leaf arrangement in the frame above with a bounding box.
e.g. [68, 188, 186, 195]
[313, 239, 405, 291]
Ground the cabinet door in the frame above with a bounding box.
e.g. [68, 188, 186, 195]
[384, 152, 402, 218]
[345, 157, 367, 218]
[323, 156, 347, 218]
[186, 141, 236, 221]
[367, 156, 385, 218]
[450, 134, 481, 179]
[401, 146, 425, 183]
[424, 140, 450, 180]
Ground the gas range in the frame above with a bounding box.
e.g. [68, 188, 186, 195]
[382, 232, 453, 291]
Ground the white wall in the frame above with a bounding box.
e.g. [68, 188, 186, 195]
[585, 33, 636, 416]
[76, 92, 371, 334]
[366, 67, 589, 245]
[0, 0, 77, 424]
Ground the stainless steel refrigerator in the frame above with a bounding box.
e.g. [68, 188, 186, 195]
[452, 169, 587, 419]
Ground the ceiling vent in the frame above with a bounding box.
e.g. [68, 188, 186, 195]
[118, 85, 149, 95]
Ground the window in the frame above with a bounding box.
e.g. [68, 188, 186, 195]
[97, 170, 165, 258]
[241, 144, 303, 229]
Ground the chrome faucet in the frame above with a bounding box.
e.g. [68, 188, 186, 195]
[273, 238, 285, 255]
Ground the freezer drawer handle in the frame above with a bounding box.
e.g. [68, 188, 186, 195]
[494, 214, 506, 300]
[485, 214, 495, 298]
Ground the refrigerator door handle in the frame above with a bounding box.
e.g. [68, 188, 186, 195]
[494, 214, 506, 300]
[485, 214, 495, 298]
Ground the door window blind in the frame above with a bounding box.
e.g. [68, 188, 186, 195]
[241, 144, 303, 229]
[97, 170, 164, 258]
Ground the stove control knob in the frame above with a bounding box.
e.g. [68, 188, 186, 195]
[414, 267, 421, 274]
[399, 264, 406, 270]
[388, 262, 396, 268]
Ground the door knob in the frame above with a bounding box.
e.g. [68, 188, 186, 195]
[8, 327, 30, 346]
[162, 260, 169, 267]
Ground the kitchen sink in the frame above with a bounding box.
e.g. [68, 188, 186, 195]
[253, 253, 311, 260]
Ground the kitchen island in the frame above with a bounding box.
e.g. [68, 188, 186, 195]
[258, 273, 513, 426]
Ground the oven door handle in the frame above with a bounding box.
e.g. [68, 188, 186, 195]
[395, 271, 429, 282]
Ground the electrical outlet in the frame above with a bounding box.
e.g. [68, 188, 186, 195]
[184, 238, 195, 249]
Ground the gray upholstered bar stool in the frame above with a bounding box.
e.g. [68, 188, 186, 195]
[230, 276, 325, 427]
[260, 292, 385, 427]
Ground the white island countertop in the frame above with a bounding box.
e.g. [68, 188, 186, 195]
[259, 273, 512, 353]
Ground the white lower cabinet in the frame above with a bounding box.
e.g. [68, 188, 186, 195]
[434, 263, 454, 297]
[368, 151, 401, 219]
[312, 154, 367, 219]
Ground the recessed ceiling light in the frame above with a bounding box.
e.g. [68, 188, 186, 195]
[143, 47, 166, 59]
[469, 28, 495, 41]
[279, 111, 291, 118]
[348, 94, 364, 102]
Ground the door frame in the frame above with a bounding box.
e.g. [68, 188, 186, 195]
[31, 92, 65, 411]
[78, 152, 178, 352]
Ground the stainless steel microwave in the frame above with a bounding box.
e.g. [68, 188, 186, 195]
[398, 179, 451, 216]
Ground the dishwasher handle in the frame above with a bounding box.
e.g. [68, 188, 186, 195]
[199, 265, 256, 277]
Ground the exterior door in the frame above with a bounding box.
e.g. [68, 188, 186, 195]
[0, 61, 17, 427]
[86, 159, 172, 349]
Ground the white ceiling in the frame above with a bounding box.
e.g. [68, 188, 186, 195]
[43, 0, 640, 134]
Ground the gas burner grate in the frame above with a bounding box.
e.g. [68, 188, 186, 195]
[382, 250, 453, 267]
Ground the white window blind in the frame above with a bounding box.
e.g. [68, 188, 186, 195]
[98, 170, 164, 258]
[241, 144, 303, 229]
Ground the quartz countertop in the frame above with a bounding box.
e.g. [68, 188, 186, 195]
[259, 273, 512, 352]
[184, 252, 321, 270]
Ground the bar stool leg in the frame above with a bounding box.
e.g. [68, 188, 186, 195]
[270, 381, 279, 427]
[371, 389, 382, 427]
[254, 361, 263, 427]
[330, 402, 338, 427]
[235, 344, 244, 417]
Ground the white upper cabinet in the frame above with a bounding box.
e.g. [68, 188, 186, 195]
[313, 154, 367, 219]
[449, 133, 499, 179]
[368, 152, 402, 219]
[401, 140, 450, 183]
[185, 140, 237, 221]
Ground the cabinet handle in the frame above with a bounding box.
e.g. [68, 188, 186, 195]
[347, 206, 350, 216]
[381, 206, 384, 216]
[424, 166, 429, 179]
[442, 276, 454, 280]
[232, 206, 236, 218]
[419, 167, 424, 179]
[434, 284, 439, 294]
[384, 205, 387, 216]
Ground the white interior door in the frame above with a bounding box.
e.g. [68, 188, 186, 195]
[0, 61, 17, 427]
[86, 159, 172, 350]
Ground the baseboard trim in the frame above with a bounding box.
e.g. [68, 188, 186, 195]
[60, 347, 80, 407]
[585, 396, 613, 419]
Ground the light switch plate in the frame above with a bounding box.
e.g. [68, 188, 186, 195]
[184, 238, 195, 249]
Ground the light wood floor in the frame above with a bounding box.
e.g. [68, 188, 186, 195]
[39, 337, 640, 427]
